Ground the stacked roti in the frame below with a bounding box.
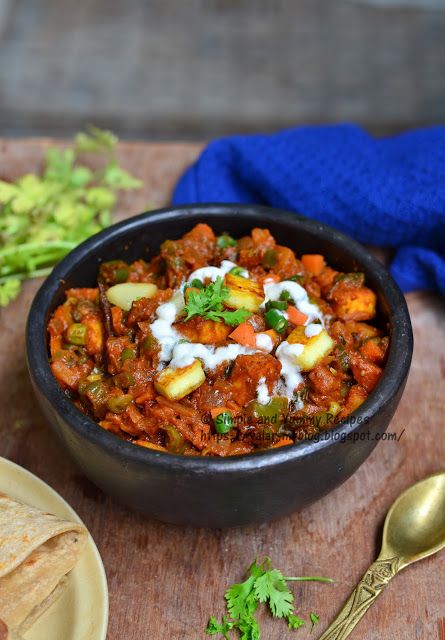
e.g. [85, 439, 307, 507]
[0, 493, 87, 637]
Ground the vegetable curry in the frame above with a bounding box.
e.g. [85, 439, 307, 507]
[48, 224, 388, 456]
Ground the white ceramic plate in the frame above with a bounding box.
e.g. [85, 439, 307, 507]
[0, 457, 108, 640]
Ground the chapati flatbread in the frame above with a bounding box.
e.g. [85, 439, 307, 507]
[0, 493, 87, 634]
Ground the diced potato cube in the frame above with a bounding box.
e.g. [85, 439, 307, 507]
[288, 326, 335, 371]
[154, 359, 206, 400]
[175, 318, 231, 345]
[344, 320, 380, 340]
[106, 282, 158, 311]
[340, 384, 368, 418]
[83, 316, 104, 355]
[225, 287, 262, 312]
[223, 273, 264, 312]
[332, 287, 376, 321]
[287, 326, 308, 345]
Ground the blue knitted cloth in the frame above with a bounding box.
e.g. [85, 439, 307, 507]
[173, 124, 445, 295]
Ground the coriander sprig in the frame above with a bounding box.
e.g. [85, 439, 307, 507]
[0, 125, 142, 306]
[184, 276, 250, 326]
[206, 557, 332, 639]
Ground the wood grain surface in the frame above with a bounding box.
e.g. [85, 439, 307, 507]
[0, 140, 444, 640]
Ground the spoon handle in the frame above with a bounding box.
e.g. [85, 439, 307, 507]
[318, 556, 400, 640]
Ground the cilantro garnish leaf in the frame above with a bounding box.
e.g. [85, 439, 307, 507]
[184, 276, 250, 326]
[225, 576, 258, 620]
[248, 557, 269, 580]
[287, 613, 306, 630]
[237, 612, 260, 640]
[206, 615, 235, 639]
[310, 612, 320, 631]
[253, 568, 294, 618]
[207, 557, 332, 638]
[0, 127, 142, 306]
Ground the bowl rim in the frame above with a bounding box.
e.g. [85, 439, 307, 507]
[26, 203, 413, 473]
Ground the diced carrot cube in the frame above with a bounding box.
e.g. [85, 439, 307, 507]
[229, 322, 256, 348]
[301, 254, 326, 276]
[287, 306, 308, 326]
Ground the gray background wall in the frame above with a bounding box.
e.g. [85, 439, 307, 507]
[0, 0, 444, 139]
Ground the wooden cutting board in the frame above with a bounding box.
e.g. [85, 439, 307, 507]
[1, 139, 444, 640]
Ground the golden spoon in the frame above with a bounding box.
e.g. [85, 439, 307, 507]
[319, 472, 445, 640]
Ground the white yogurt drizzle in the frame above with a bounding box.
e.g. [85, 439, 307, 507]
[149, 265, 326, 401]
[304, 323, 323, 338]
[150, 301, 182, 363]
[150, 262, 256, 371]
[255, 332, 273, 352]
[170, 341, 258, 370]
[148, 289, 185, 364]
[262, 280, 323, 324]
[256, 376, 271, 405]
[260, 280, 325, 396]
[275, 341, 305, 397]
[188, 260, 248, 284]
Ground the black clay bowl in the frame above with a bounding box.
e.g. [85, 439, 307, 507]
[26, 205, 413, 527]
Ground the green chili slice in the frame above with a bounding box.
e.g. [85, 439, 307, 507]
[66, 323, 87, 345]
[289, 274, 304, 284]
[114, 267, 129, 283]
[107, 394, 133, 413]
[121, 347, 136, 362]
[334, 272, 365, 287]
[142, 334, 158, 354]
[265, 308, 288, 333]
[229, 266, 245, 277]
[161, 424, 186, 453]
[262, 249, 278, 268]
[251, 397, 288, 424]
[279, 290, 294, 303]
[266, 300, 288, 312]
